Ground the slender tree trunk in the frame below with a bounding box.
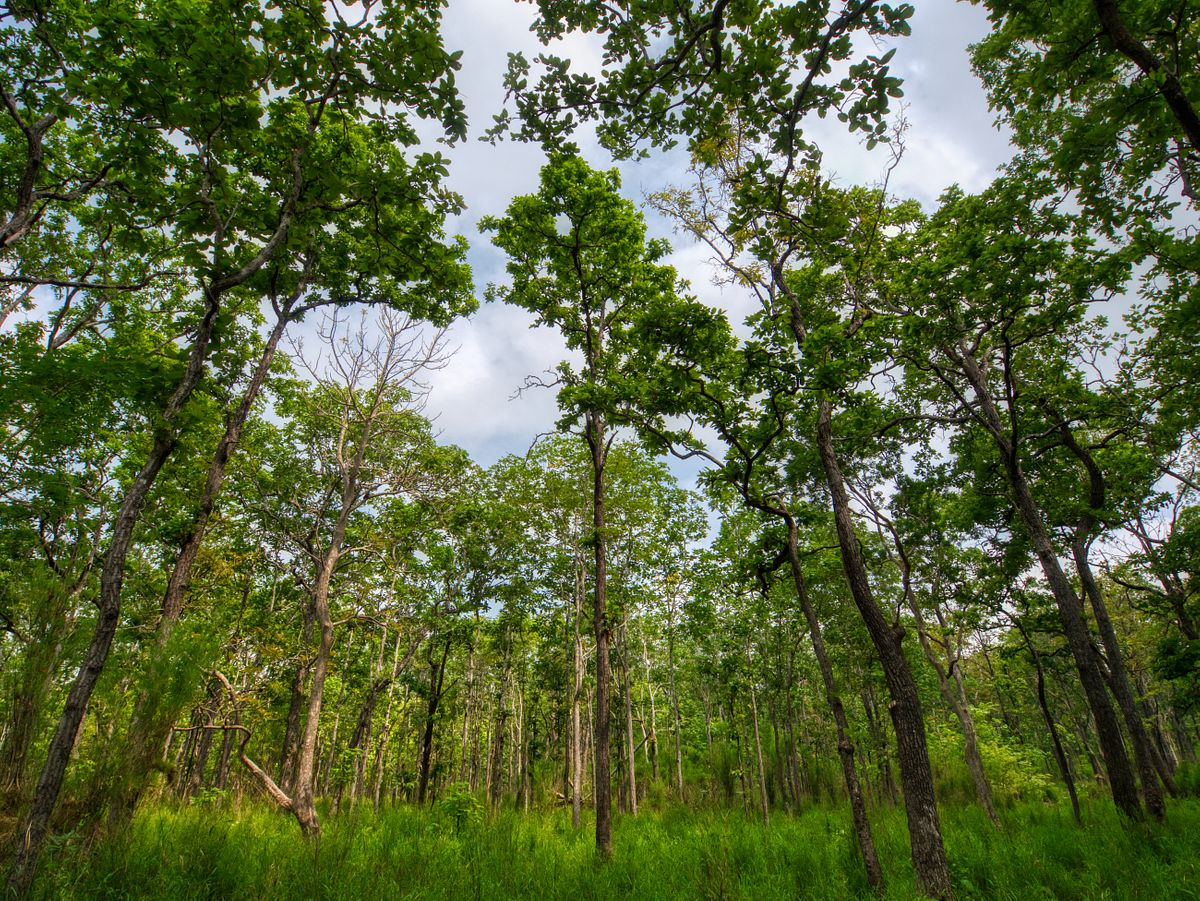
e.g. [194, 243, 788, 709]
[280, 600, 316, 792]
[419, 638, 451, 805]
[667, 607, 685, 801]
[749, 683, 770, 827]
[0, 601, 72, 796]
[784, 520, 883, 890]
[572, 557, 585, 829]
[587, 409, 613, 858]
[816, 398, 951, 899]
[1057, 424, 1172, 814]
[642, 633, 660, 784]
[7, 288, 222, 896]
[1073, 539, 1172, 815]
[290, 551, 338, 837]
[1015, 620, 1081, 824]
[488, 673, 509, 809]
[912, 600, 999, 825]
[115, 289, 304, 826]
[620, 623, 638, 816]
[953, 345, 1141, 820]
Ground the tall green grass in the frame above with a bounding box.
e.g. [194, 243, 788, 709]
[31, 798, 1200, 899]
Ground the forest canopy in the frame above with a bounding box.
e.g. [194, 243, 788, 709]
[0, 1, 1198, 898]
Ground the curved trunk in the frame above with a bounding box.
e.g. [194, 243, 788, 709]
[785, 518, 884, 892]
[114, 306, 294, 823]
[7, 289, 221, 897]
[816, 398, 951, 900]
[954, 345, 1142, 820]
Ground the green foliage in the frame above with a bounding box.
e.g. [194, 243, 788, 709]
[29, 800, 1200, 900]
[438, 782, 484, 835]
[926, 710, 1054, 806]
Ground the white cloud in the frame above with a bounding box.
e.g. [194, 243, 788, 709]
[421, 0, 1018, 467]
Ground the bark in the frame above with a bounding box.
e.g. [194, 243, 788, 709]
[952, 344, 1142, 820]
[785, 517, 884, 891]
[7, 287, 221, 896]
[816, 397, 951, 900]
[587, 409, 614, 859]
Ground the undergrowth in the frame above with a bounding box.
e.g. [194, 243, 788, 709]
[31, 798, 1200, 899]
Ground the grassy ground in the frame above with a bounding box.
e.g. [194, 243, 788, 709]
[29, 798, 1200, 900]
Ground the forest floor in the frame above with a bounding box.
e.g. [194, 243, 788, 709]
[26, 797, 1200, 900]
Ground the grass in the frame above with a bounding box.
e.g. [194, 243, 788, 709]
[29, 798, 1200, 900]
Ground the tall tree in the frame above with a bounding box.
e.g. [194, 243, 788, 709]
[482, 155, 687, 858]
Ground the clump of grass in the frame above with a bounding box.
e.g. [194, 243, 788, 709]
[30, 797, 1200, 900]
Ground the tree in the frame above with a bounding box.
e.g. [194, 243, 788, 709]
[889, 180, 1155, 819]
[482, 154, 687, 857]
[6, 0, 473, 889]
[232, 309, 457, 837]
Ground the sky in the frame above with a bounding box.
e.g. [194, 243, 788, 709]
[418, 0, 1018, 471]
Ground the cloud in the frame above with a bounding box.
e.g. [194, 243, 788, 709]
[421, 0, 1017, 468]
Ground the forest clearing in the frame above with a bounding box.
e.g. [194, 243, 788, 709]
[2, 0, 1199, 898]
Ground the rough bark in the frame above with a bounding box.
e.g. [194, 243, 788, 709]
[7, 287, 222, 896]
[785, 517, 884, 891]
[952, 344, 1142, 820]
[816, 397, 951, 900]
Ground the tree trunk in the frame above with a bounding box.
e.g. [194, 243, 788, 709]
[667, 606, 685, 801]
[785, 518, 884, 890]
[816, 397, 951, 900]
[572, 556, 585, 829]
[954, 344, 1141, 820]
[280, 599, 316, 793]
[1015, 620, 1082, 824]
[0, 603, 71, 797]
[587, 409, 614, 859]
[620, 622, 638, 816]
[419, 638, 451, 805]
[7, 289, 222, 896]
[750, 683, 770, 827]
[913, 600, 999, 826]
